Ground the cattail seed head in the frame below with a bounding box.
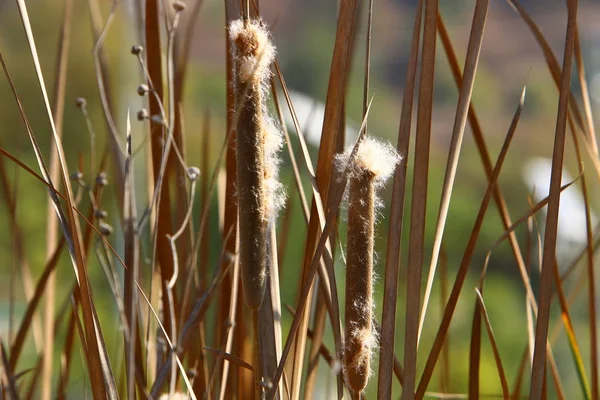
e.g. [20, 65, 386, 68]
[337, 136, 400, 393]
[131, 45, 143, 55]
[230, 18, 283, 310]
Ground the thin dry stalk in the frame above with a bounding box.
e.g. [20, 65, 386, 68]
[530, 1, 577, 397]
[289, 1, 360, 397]
[42, 0, 73, 397]
[378, 0, 422, 396]
[401, 0, 438, 396]
[417, 0, 489, 345]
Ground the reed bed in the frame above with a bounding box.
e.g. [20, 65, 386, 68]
[0, 0, 598, 399]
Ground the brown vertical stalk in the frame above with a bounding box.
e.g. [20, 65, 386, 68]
[402, 0, 438, 397]
[145, 0, 177, 340]
[378, 0, 422, 396]
[217, 0, 240, 394]
[530, 1, 577, 397]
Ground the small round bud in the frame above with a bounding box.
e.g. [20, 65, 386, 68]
[137, 84, 149, 96]
[94, 209, 108, 220]
[75, 97, 87, 109]
[187, 166, 200, 181]
[137, 108, 148, 121]
[99, 222, 113, 236]
[173, 1, 186, 11]
[131, 45, 143, 55]
[70, 171, 83, 181]
[96, 172, 108, 187]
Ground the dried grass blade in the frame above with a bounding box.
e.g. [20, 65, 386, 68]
[574, 29, 597, 154]
[6, 3, 109, 395]
[378, 0, 422, 397]
[287, 0, 360, 396]
[123, 115, 143, 399]
[437, 11, 539, 312]
[418, 0, 489, 345]
[145, 0, 177, 344]
[401, 0, 438, 396]
[43, 1, 73, 396]
[0, 341, 19, 400]
[415, 88, 525, 399]
[9, 240, 65, 370]
[529, 1, 577, 397]
[552, 260, 591, 399]
[215, 1, 239, 393]
[87, 0, 125, 202]
[474, 289, 510, 399]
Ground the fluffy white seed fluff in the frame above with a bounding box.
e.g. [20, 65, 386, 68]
[158, 393, 189, 400]
[335, 136, 401, 187]
[229, 18, 284, 223]
[229, 19, 276, 85]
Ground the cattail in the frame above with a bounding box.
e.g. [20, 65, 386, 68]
[337, 136, 400, 393]
[230, 18, 283, 310]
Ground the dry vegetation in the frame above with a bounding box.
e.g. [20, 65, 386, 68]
[0, 0, 597, 399]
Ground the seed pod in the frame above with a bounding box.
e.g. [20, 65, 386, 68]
[230, 18, 282, 310]
[337, 137, 400, 393]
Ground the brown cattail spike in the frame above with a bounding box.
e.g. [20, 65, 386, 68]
[337, 137, 401, 393]
[230, 18, 283, 310]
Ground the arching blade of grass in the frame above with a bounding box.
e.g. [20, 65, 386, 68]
[506, 0, 600, 180]
[529, 0, 577, 397]
[437, 11, 539, 322]
[43, 1, 73, 397]
[0, 21, 111, 395]
[378, 0, 422, 397]
[474, 289, 510, 399]
[415, 87, 525, 399]
[87, 0, 125, 204]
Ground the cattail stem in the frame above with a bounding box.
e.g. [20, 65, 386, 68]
[345, 171, 376, 393]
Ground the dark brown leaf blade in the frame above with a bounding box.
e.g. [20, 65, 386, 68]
[529, 1, 577, 397]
